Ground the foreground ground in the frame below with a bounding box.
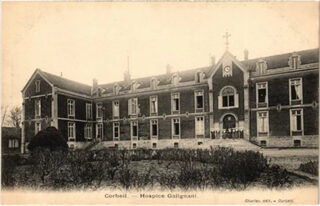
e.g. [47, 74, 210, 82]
[2, 147, 318, 191]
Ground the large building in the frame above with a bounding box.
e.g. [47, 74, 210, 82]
[21, 48, 319, 153]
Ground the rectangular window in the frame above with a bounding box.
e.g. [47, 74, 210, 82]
[96, 123, 103, 139]
[68, 122, 76, 141]
[171, 93, 180, 113]
[256, 82, 268, 107]
[128, 98, 138, 115]
[257, 111, 269, 136]
[35, 80, 41, 93]
[195, 116, 205, 136]
[150, 119, 158, 138]
[86, 103, 92, 119]
[8, 139, 19, 149]
[131, 121, 138, 140]
[150, 96, 158, 115]
[96, 103, 103, 119]
[113, 122, 120, 140]
[84, 124, 92, 139]
[113, 101, 120, 118]
[290, 78, 302, 104]
[291, 109, 303, 135]
[67, 99, 75, 117]
[195, 91, 204, 110]
[195, 72, 201, 83]
[35, 99, 41, 117]
[172, 118, 180, 138]
[35, 122, 41, 135]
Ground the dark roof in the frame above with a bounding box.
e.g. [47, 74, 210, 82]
[2, 127, 21, 139]
[31, 48, 318, 96]
[98, 66, 212, 94]
[241, 48, 319, 71]
[39, 69, 92, 96]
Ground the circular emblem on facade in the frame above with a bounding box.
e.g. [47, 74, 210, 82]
[224, 66, 231, 73]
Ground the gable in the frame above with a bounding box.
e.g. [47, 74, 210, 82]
[23, 73, 52, 97]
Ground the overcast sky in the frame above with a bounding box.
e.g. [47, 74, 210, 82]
[2, 2, 319, 107]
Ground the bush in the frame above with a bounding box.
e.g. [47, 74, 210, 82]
[27, 127, 68, 152]
[260, 165, 292, 188]
[299, 161, 318, 176]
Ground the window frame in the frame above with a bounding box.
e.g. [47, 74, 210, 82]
[68, 122, 76, 141]
[290, 109, 304, 136]
[96, 103, 103, 119]
[219, 86, 238, 109]
[96, 123, 103, 139]
[195, 116, 205, 137]
[150, 95, 158, 115]
[194, 90, 204, 112]
[34, 99, 41, 118]
[86, 103, 92, 120]
[289, 78, 303, 105]
[67, 99, 75, 117]
[130, 121, 138, 140]
[35, 80, 41, 93]
[171, 118, 181, 139]
[128, 98, 138, 116]
[256, 82, 268, 108]
[171, 92, 180, 114]
[113, 100, 120, 119]
[150, 119, 158, 139]
[113, 122, 120, 140]
[84, 123, 92, 140]
[256, 111, 269, 137]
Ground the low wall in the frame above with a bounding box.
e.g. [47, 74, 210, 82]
[251, 135, 318, 148]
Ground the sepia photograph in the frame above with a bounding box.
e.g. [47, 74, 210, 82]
[1, 1, 319, 205]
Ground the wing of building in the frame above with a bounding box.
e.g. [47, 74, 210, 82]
[20, 48, 319, 152]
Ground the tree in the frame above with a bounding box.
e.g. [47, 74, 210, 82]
[28, 127, 68, 152]
[1, 105, 9, 127]
[7, 106, 22, 128]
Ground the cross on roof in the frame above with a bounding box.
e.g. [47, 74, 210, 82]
[223, 31, 231, 50]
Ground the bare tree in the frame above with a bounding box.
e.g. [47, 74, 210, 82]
[1, 105, 9, 127]
[7, 106, 22, 128]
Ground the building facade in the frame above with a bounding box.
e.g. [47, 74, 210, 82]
[21, 48, 319, 152]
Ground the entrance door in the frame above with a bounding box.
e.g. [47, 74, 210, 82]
[223, 115, 236, 130]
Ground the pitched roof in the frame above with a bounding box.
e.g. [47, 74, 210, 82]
[1, 127, 21, 139]
[38, 69, 92, 96]
[98, 66, 212, 94]
[241, 48, 319, 71]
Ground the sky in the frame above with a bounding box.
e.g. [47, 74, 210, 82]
[2, 2, 319, 107]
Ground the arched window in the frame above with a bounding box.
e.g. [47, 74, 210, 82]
[219, 86, 239, 108]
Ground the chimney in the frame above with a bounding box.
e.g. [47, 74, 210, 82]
[166, 64, 172, 75]
[210, 56, 216, 66]
[244, 49, 249, 60]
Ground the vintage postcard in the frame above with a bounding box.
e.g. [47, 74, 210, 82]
[1, 1, 319, 205]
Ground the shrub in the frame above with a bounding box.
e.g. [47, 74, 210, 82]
[260, 165, 293, 188]
[27, 127, 68, 152]
[299, 161, 318, 176]
[1, 155, 20, 187]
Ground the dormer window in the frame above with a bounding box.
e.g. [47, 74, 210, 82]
[35, 80, 40, 93]
[114, 84, 120, 95]
[172, 74, 179, 85]
[131, 82, 137, 92]
[97, 88, 102, 97]
[289, 55, 301, 70]
[256, 60, 267, 75]
[195, 72, 202, 83]
[150, 79, 158, 90]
